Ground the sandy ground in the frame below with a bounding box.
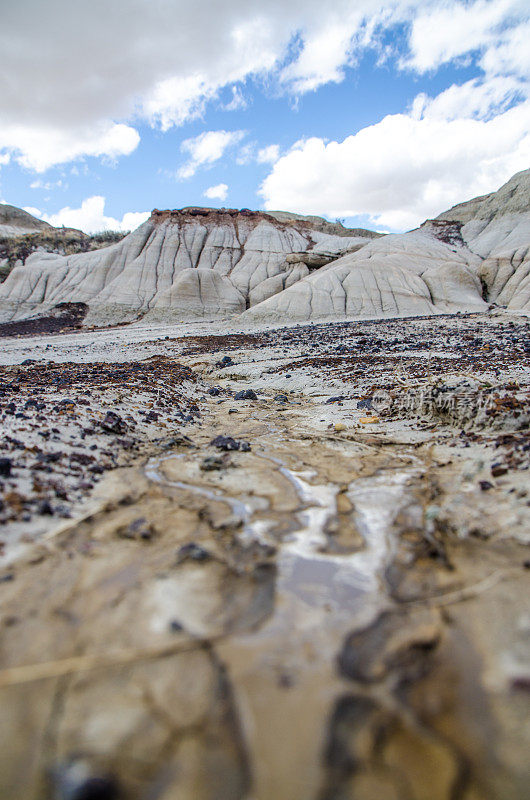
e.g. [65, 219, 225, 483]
[0, 311, 529, 800]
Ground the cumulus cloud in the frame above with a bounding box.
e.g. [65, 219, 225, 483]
[178, 130, 245, 179]
[204, 183, 229, 202]
[1, 1, 528, 173]
[405, 0, 529, 76]
[260, 101, 530, 230]
[0, 123, 139, 173]
[0, 0, 528, 248]
[36, 196, 150, 234]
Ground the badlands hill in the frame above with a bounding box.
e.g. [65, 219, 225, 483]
[0, 207, 374, 325]
[245, 169, 530, 320]
[0, 204, 54, 237]
[0, 203, 126, 284]
[0, 170, 529, 326]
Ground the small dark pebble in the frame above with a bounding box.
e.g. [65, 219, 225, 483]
[0, 457, 12, 478]
[118, 517, 155, 541]
[38, 499, 54, 516]
[326, 395, 345, 404]
[100, 411, 128, 435]
[274, 394, 288, 402]
[357, 397, 373, 410]
[50, 759, 120, 800]
[479, 480, 494, 491]
[234, 389, 258, 400]
[216, 356, 233, 368]
[208, 387, 221, 396]
[491, 464, 508, 477]
[176, 542, 211, 563]
[200, 455, 230, 471]
[210, 435, 251, 452]
[169, 619, 184, 632]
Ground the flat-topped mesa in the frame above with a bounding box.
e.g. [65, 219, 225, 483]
[149, 207, 383, 239]
[150, 207, 276, 225]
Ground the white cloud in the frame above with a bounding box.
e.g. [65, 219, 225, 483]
[236, 143, 255, 166]
[260, 100, 530, 231]
[38, 196, 150, 234]
[405, 0, 530, 80]
[257, 144, 280, 164]
[0, 123, 139, 173]
[30, 178, 66, 190]
[23, 206, 43, 218]
[178, 130, 245, 179]
[0, 1, 528, 173]
[204, 183, 228, 201]
[222, 86, 248, 112]
[411, 76, 525, 122]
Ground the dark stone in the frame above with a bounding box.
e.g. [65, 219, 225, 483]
[479, 480, 494, 491]
[210, 435, 251, 452]
[38, 499, 54, 516]
[216, 355, 233, 368]
[70, 452, 95, 465]
[0, 457, 12, 477]
[326, 395, 345, 404]
[50, 760, 120, 800]
[100, 411, 128, 435]
[207, 387, 221, 396]
[37, 451, 63, 463]
[234, 389, 258, 400]
[356, 397, 373, 410]
[118, 517, 155, 541]
[177, 542, 211, 563]
[491, 463, 508, 477]
[274, 394, 288, 402]
[200, 455, 229, 471]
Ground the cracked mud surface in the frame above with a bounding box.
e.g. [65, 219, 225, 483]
[0, 313, 529, 800]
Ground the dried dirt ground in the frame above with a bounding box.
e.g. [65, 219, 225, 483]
[0, 312, 529, 800]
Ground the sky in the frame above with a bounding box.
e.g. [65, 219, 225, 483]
[0, 0, 529, 234]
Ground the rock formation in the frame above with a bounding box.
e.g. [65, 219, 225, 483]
[0, 203, 125, 284]
[246, 169, 530, 321]
[437, 169, 530, 313]
[1, 170, 529, 326]
[0, 204, 54, 238]
[0, 208, 370, 325]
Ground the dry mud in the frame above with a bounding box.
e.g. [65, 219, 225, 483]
[0, 312, 529, 800]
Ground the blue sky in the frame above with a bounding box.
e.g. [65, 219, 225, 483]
[1, 1, 529, 233]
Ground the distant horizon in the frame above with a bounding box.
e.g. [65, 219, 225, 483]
[1, 1, 529, 235]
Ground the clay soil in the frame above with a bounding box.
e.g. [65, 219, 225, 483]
[0, 312, 529, 800]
